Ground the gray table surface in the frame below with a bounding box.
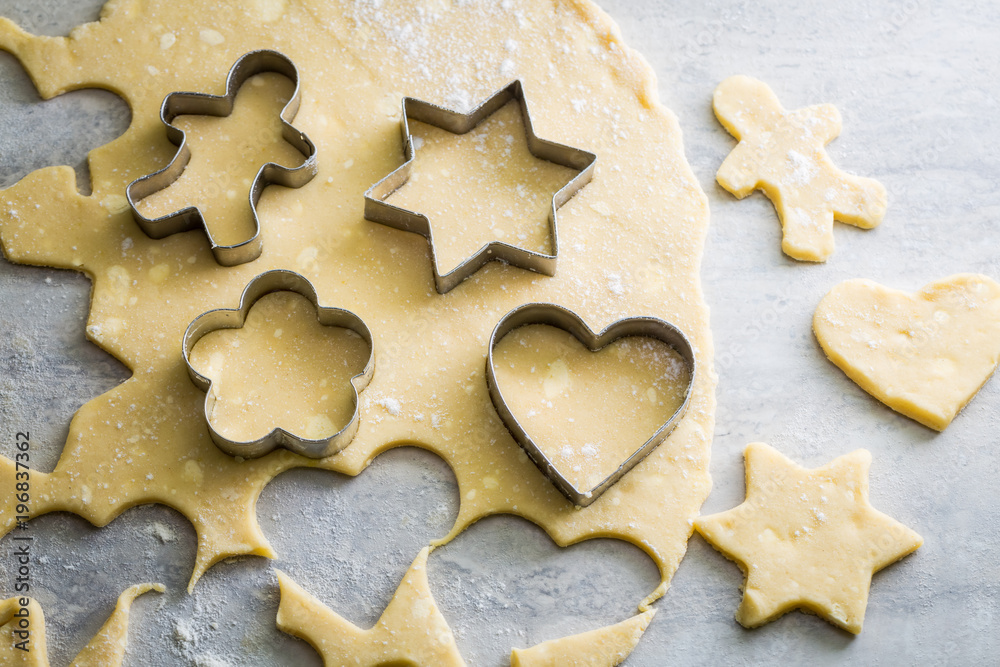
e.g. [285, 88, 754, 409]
[1, 1, 997, 665]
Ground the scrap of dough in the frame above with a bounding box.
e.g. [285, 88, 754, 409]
[0, 597, 48, 667]
[0, 0, 714, 613]
[714, 75, 887, 261]
[694, 443, 921, 634]
[276, 547, 465, 666]
[0, 583, 163, 666]
[813, 274, 1000, 430]
[510, 609, 655, 667]
[66, 583, 164, 667]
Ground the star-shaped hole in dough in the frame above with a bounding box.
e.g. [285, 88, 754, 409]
[694, 442, 922, 634]
[276, 547, 466, 666]
[0, 583, 162, 666]
[365, 81, 597, 293]
[714, 75, 887, 262]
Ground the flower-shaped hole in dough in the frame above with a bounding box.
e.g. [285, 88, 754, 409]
[185, 271, 374, 459]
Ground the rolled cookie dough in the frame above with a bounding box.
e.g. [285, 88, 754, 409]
[0, 0, 714, 655]
[0, 583, 163, 667]
[276, 548, 465, 666]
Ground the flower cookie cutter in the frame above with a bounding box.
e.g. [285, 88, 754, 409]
[127, 50, 318, 267]
[364, 80, 597, 294]
[182, 270, 374, 459]
[486, 303, 696, 506]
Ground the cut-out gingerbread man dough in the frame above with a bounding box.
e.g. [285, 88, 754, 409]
[814, 274, 1000, 430]
[0, 583, 163, 666]
[714, 75, 887, 261]
[276, 548, 466, 666]
[510, 609, 655, 667]
[695, 443, 921, 634]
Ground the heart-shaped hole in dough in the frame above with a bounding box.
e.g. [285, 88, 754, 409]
[487, 304, 695, 506]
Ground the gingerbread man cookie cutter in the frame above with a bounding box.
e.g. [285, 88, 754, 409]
[127, 50, 318, 267]
[364, 80, 597, 294]
[182, 270, 374, 459]
[485, 303, 696, 506]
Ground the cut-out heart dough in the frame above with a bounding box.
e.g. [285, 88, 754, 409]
[813, 274, 1000, 430]
[491, 324, 691, 494]
[714, 75, 887, 262]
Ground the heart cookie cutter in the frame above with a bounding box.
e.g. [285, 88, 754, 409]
[486, 303, 696, 506]
[364, 79, 597, 294]
[127, 50, 318, 267]
[182, 270, 374, 459]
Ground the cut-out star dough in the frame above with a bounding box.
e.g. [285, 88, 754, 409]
[510, 609, 655, 667]
[0, 583, 163, 666]
[276, 547, 466, 666]
[695, 443, 922, 634]
[714, 75, 887, 261]
[0, 0, 714, 615]
[813, 274, 1000, 430]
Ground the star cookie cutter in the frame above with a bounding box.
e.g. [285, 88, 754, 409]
[364, 80, 597, 294]
[126, 50, 318, 267]
[486, 303, 696, 506]
[182, 270, 374, 459]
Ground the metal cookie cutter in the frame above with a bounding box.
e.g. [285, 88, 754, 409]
[182, 270, 374, 459]
[127, 50, 318, 267]
[486, 303, 696, 507]
[364, 80, 597, 294]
